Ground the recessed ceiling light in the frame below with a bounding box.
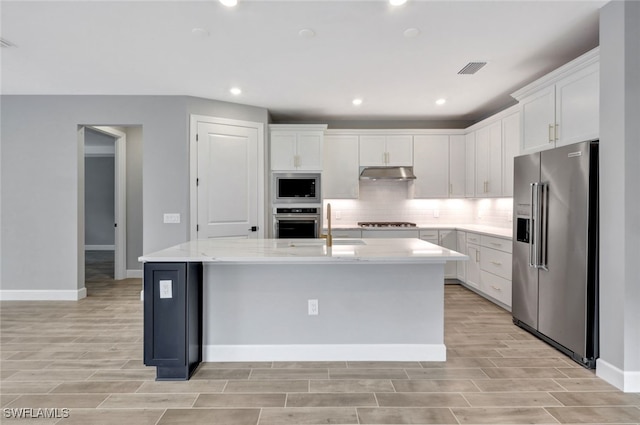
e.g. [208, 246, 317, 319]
[230, 87, 242, 95]
[191, 28, 210, 38]
[298, 28, 316, 39]
[435, 98, 446, 105]
[220, 0, 238, 7]
[389, 0, 408, 6]
[352, 98, 363, 106]
[403, 28, 420, 38]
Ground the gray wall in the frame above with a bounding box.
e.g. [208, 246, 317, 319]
[599, 0, 640, 384]
[126, 126, 143, 271]
[84, 155, 115, 246]
[0, 95, 269, 292]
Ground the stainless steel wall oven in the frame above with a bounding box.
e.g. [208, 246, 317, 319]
[273, 207, 320, 239]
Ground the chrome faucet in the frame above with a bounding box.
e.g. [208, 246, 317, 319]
[321, 203, 332, 247]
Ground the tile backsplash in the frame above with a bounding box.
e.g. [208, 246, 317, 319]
[324, 180, 513, 228]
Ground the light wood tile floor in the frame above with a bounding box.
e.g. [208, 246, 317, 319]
[1, 280, 639, 424]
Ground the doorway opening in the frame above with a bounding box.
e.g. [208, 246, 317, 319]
[78, 125, 143, 294]
[82, 126, 126, 281]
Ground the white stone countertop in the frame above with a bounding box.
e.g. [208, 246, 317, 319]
[139, 238, 468, 264]
[327, 224, 513, 239]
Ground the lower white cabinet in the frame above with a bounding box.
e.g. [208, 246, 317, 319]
[438, 230, 457, 279]
[330, 229, 362, 239]
[461, 232, 512, 310]
[361, 229, 419, 239]
[456, 231, 466, 282]
[465, 239, 481, 290]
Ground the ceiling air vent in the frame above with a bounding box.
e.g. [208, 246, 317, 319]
[0, 38, 15, 48]
[458, 61, 487, 75]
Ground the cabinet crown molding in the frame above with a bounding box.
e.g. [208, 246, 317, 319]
[325, 129, 465, 136]
[511, 46, 599, 101]
[269, 124, 328, 132]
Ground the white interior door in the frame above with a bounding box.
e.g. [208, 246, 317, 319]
[197, 122, 261, 239]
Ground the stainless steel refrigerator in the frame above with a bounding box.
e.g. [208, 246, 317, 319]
[512, 140, 599, 368]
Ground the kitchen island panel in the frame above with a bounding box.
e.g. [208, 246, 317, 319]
[202, 263, 445, 362]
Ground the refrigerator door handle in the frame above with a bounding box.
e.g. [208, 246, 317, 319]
[539, 182, 549, 271]
[529, 182, 537, 268]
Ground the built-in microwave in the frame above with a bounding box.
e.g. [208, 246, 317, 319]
[272, 173, 321, 204]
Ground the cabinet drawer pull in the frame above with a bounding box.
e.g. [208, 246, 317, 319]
[491, 285, 502, 291]
[490, 242, 502, 247]
[555, 123, 559, 141]
[490, 261, 502, 266]
[468, 238, 477, 242]
[549, 124, 554, 143]
[476, 251, 480, 262]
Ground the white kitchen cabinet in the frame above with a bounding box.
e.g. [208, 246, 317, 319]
[474, 121, 502, 197]
[456, 231, 466, 282]
[270, 125, 326, 171]
[464, 132, 476, 198]
[359, 135, 413, 166]
[449, 135, 466, 197]
[362, 229, 419, 239]
[418, 229, 438, 243]
[439, 229, 457, 279]
[465, 235, 481, 290]
[554, 63, 599, 146]
[519, 85, 556, 154]
[513, 49, 599, 155]
[413, 135, 449, 198]
[329, 229, 362, 239]
[478, 234, 512, 309]
[323, 134, 359, 199]
[502, 111, 520, 197]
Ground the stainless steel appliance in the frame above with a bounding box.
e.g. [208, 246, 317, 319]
[273, 207, 320, 238]
[358, 222, 417, 228]
[512, 140, 599, 368]
[272, 173, 321, 204]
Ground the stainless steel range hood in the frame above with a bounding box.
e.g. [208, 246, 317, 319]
[359, 166, 416, 181]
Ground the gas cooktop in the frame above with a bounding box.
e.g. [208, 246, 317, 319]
[357, 222, 417, 228]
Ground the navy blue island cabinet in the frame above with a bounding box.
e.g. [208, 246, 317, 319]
[143, 262, 203, 380]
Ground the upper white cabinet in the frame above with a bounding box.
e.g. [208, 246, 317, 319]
[413, 135, 449, 198]
[413, 134, 466, 199]
[474, 121, 502, 198]
[359, 135, 413, 166]
[449, 135, 466, 198]
[502, 111, 520, 197]
[512, 48, 599, 154]
[323, 134, 359, 199]
[270, 124, 327, 171]
[464, 132, 476, 198]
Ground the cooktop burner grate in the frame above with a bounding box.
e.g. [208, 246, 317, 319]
[357, 222, 417, 228]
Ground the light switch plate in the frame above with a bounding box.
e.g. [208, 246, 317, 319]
[163, 213, 180, 224]
[159, 280, 173, 299]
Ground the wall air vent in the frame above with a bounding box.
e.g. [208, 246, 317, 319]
[458, 62, 487, 75]
[0, 38, 15, 48]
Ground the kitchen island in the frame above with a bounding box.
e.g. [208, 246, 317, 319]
[139, 238, 466, 380]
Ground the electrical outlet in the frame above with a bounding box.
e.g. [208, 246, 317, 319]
[159, 280, 173, 299]
[335, 210, 341, 220]
[433, 210, 440, 218]
[308, 299, 318, 315]
[163, 213, 181, 224]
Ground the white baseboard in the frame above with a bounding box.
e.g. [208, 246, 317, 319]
[203, 344, 446, 362]
[85, 245, 115, 251]
[126, 269, 143, 278]
[597, 358, 640, 393]
[0, 287, 87, 301]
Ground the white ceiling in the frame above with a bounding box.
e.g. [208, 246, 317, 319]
[0, 0, 606, 124]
